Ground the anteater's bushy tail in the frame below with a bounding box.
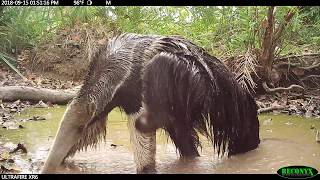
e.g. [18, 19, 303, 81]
[142, 52, 260, 157]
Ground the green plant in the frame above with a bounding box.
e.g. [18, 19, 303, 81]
[0, 6, 319, 78]
[0, 52, 26, 79]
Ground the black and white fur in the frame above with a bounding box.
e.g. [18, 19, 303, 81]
[42, 33, 260, 173]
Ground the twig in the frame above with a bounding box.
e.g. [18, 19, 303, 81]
[275, 53, 320, 61]
[299, 61, 320, 70]
[305, 95, 320, 101]
[273, 62, 301, 69]
[258, 105, 285, 114]
[288, 93, 320, 100]
[274, 61, 320, 70]
[301, 75, 320, 81]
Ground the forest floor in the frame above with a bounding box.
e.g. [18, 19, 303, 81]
[1, 57, 320, 128]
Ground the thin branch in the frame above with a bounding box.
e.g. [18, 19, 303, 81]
[273, 61, 320, 70]
[273, 62, 301, 69]
[301, 75, 320, 81]
[300, 61, 320, 70]
[273, 9, 296, 43]
[258, 105, 285, 114]
[274, 53, 320, 60]
[305, 95, 320, 100]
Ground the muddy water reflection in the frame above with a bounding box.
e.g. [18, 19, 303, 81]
[0, 107, 319, 174]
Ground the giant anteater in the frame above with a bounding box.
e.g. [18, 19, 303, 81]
[42, 33, 260, 173]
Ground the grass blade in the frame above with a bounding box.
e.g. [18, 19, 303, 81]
[0, 52, 27, 80]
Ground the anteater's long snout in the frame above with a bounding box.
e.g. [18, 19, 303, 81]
[41, 99, 94, 173]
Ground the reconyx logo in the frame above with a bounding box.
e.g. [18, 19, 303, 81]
[277, 166, 318, 179]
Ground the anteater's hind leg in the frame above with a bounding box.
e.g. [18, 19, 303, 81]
[128, 109, 157, 174]
[166, 121, 200, 158]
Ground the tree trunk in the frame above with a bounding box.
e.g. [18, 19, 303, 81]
[0, 86, 78, 104]
[258, 6, 275, 82]
[257, 6, 297, 93]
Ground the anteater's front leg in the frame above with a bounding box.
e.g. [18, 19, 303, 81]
[42, 54, 133, 173]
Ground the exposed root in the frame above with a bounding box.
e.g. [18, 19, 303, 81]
[262, 81, 304, 93]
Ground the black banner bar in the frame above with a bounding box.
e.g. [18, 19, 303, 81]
[0, 0, 319, 6]
[0, 174, 296, 180]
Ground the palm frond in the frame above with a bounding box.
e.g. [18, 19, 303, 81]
[233, 49, 259, 93]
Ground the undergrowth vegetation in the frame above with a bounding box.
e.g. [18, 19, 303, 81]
[0, 6, 319, 69]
